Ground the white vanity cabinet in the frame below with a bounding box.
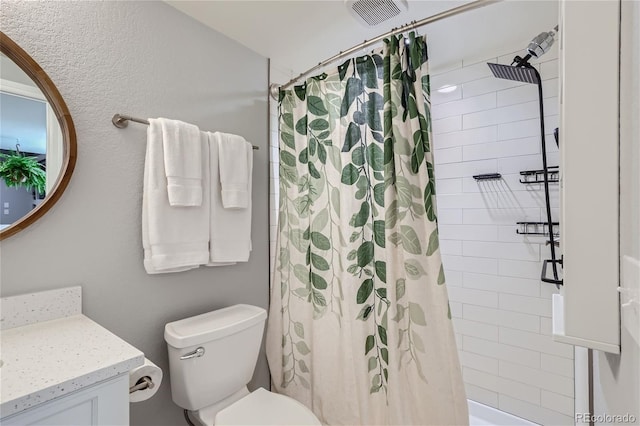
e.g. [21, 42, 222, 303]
[0, 287, 145, 423]
[2, 375, 129, 426]
[554, 0, 620, 353]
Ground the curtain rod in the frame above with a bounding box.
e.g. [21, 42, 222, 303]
[111, 114, 259, 150]
[269, 0, 502, 98]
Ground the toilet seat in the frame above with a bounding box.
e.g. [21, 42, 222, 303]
[213, 388, 321, 425]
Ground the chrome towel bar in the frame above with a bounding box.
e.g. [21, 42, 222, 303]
[112, 114, 259, 150]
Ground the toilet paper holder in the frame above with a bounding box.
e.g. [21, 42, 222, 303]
[129, 376, 155, 394]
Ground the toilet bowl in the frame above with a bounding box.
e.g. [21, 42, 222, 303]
[211, 388, 319, 425]
[164, 304, 320, 426]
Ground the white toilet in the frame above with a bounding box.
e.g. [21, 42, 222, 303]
[164, 304, 321, 426]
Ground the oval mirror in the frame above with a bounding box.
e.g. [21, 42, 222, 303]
[0, 31, 76, 240]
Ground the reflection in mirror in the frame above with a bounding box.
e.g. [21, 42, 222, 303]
[0, 32, 76, 240]
[1, 54, 64, 230]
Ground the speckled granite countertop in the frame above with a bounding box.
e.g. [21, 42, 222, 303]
[0, 314, 144, 418]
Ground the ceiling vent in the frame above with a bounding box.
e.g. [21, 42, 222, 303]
[346, 0, 408, 27]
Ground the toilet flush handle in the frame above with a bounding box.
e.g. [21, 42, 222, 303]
[180, 347, 205, 360]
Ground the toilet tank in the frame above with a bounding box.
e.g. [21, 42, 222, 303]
[164, 304, 267, 411]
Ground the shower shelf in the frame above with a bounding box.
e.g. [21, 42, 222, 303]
[472, 173, 502, 181]
[516, 221, 560, 236]
[519, 166, 559, 184]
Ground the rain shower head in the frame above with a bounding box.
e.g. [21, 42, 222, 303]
[487, 62, 540, 84]
[486, 25, 558, 84]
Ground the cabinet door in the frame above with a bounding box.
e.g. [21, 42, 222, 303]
[2, 375, 129, 426]
[555, 0, 620, 353]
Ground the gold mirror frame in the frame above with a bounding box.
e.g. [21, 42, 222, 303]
[0, 31, 77, 240]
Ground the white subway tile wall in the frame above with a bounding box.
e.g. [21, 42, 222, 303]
[432, 47, 573, 424]
[268, 45, 572, 424]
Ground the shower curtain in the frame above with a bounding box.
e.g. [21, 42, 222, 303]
[266, 33, 468, 425]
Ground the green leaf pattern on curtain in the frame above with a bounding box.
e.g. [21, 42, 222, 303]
[383, 33, 436, 384]
[268, 33, 467, 425]
[278, 75, 347, 391]
[338, 53, 390, 394]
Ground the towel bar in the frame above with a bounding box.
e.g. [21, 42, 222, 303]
[112, 114, 259, 150]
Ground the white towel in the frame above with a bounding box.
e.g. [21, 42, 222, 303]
[158, 118, 203, 207]
[142, 119, 210, 274]
[217, 132, 252, 209]
[208, 132, 253, 263]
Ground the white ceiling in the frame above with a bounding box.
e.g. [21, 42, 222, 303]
[167, 0, 558, 83]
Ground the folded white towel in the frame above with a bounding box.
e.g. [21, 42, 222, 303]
[142, 119, 210, 274]
[158, 118, 203, 207]
[217, 132, 252, 209]
[208, 132, 253, 263]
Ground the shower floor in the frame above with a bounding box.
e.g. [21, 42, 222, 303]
[469, 400, 538, 426]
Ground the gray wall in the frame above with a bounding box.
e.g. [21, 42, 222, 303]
[0, 179, 34, 225]
[0, 2, 270, 425]
[594, 0, 640, 423]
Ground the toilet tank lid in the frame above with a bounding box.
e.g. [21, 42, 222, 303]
[165, 304, 267, 349]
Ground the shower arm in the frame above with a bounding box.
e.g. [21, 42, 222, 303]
[512, 54, 532, 67]
[269, 0, 502, 98]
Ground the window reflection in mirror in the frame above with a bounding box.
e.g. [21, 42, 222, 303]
[0, 53, 63, 231]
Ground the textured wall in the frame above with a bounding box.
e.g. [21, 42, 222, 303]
[0, 2, 269, 425]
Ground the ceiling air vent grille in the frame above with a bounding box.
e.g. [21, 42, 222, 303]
[346, 0, 408, 27]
